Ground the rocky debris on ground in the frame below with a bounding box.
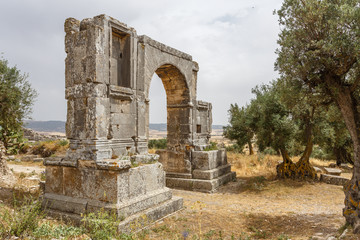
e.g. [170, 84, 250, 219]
[324, 167, 342, 176]
[339, 163, 353, 171]
[311, 233, 337, 240]
[320, 174, 349, 186]
[20, 154, 40, 162]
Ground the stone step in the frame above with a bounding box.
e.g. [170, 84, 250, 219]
[43, 188, 174, 218]
[320, 174, 349, 186]
[44, 196, 183, 232]
[166, 171, 236, 193]
[324, 167, 342, 176]
[192, 164, 232, 180]
[118, 196, 183, 232]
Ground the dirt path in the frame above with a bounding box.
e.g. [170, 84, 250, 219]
[149, 179, 346, 239]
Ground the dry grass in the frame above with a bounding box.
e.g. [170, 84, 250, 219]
[228, 152, 336, 179]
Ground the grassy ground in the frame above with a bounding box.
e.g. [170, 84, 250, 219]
[0, 150, 356, 239]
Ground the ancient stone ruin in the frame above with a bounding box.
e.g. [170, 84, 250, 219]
[43, 14, 235, 227]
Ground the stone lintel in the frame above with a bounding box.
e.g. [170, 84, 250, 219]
[138, 35, 192, 61]
[109, 85, 134, 100]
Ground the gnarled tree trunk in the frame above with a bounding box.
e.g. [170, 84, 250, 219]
[334, 146, 354, 166]
[295, 121, 316, 179]
[277, 148, 297, 178]
[248, 141, 254, 155]
[326, 78, 360, 232]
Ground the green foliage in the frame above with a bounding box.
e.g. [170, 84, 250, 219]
[225, 143, 243, 153]
[204, 141, 218, 151]
[33, 222, 83, 239]
[81, 208, 123, 240]
[0, 57, 37, 150]
[224, 104, 254, 152]
[148, 138, 167, 149]
[59, 139, 69, 146]
[275, 0, 360, 167]
[0, 197, 43, 238]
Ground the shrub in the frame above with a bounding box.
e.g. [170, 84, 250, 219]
[225, 143, 243, 153]
[81, 208, 123, 240]
[0, 197, 43, 238]
[33, 222, 83, 239]
[148, 139, 167, 149]
[204, 141, 218, 151]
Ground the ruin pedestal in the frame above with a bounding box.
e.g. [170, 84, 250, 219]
[158, 149, 236, 193]
[43, 158, 183, 228]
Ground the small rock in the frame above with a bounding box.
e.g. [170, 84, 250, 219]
[33, 158, 44, 162]
[15, 159, 21, 163]
[313, 166, 322, 173]
[340, 163, 352, 171]
[326, 236, 336, 240]
[8, 156, 15, 160]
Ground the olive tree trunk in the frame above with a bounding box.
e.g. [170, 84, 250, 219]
[295, 121, 316, 179]
[326, 78, 360, 232]
[277, 148, 297, 178]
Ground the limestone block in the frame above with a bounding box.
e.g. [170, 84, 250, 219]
[143, 163, 165, 192]
[157, 150, 190, 173]
[86, 97, 110, 139]
[110, 113, 135, 125]
[128, 166, 146, 198]
[45, 166, 63, 195]
[110, 99, 134, 114]
[324, 167, 342, 176]
[320, 174, 349, 186]
[81, 169, 118, 202]
[110, 124, 136, 139]
[117, 170, 130, 203]
[63, 167, 82, 198]
[192, 150, 218, 170]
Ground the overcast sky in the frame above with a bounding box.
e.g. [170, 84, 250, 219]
[0, 0, 283, 125]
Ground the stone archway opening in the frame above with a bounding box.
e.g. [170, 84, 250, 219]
[148, 64, 191, 151]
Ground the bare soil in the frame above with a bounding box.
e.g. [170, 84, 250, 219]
[1, 159, 356, 239]
[148, 179, 347, 239]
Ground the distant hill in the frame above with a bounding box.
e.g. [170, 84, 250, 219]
[24, 121, 223, 133]
[149, 123, 167, 131]
[24, 120, 65, 133]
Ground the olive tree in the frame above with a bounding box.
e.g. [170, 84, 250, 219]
[0, 58, 37, 151]
[275, 0, 360, 230]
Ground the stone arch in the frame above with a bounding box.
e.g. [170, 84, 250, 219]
[147, 63, 192, 150]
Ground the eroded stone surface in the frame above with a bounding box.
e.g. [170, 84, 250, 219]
[44, 14, 235, 230]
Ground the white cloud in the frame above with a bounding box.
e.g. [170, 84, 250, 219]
[0, 0, 283, 125]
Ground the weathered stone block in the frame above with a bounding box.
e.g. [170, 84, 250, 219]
[320, 174, 349, 186]
[324, 167, 342, 176]
[157, 150, 189, 173]
[45, 166, 63, 195]
[128, 166, 146, 198]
